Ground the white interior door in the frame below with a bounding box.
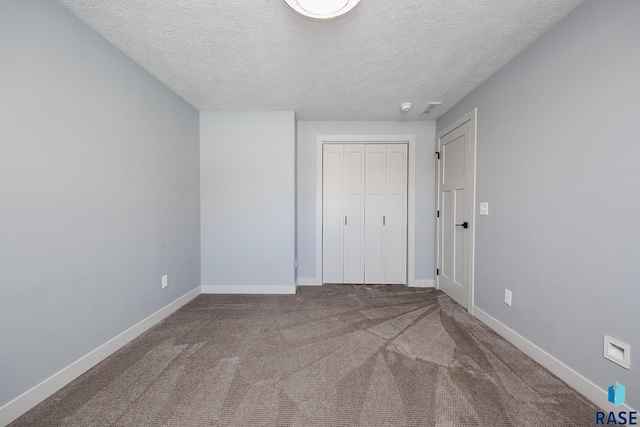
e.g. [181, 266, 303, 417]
[385, 144, 408, 284]
[364, 145, 386, 284]
[364, 144, 407, 285]
[322, 144, 344, 283]
[343, 145, 365, 283]
[437, 111, 476, 309]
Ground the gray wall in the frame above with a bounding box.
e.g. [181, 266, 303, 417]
[0, 0, 201, 408]
[296, 121, 436, 281]
[437, 0, 639, 409]
[200, 112, 296, 287]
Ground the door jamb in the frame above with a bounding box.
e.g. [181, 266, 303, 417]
[315, 135, 416, 286]
[436, 109, 477, 313]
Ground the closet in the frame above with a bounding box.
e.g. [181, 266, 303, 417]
[322, 143, 407, 284]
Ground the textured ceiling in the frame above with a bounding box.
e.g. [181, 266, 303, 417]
[57, 0, 585, 120]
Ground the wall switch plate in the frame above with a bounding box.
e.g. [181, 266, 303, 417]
[504, 289, 512, 306]
[480, 202, 489, 216]
[162, 274, 168, 289]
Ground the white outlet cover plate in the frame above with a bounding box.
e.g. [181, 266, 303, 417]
[504, 289, 512, 306]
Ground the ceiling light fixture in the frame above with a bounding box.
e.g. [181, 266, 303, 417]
[284, 0, 361, 21]
[400, 102, 412, 113]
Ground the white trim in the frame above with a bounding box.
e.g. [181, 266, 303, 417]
[0, 287, 201, 427]
[315, 135, 417, 286]
[436, 109, 477, 312]
[297, 277, 322, 286]
[408, 279, 435, 288]
[473, 306, 636, 412]
[200, 284, 296, 294]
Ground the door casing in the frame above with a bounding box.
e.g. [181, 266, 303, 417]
[436, 109, 477, 313]
[315, 135, 416, 286]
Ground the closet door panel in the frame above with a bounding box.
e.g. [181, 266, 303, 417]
[343, 145, 365, 283]
[385, 145, 408, 284]
[322, 145, 344, 283]
[364, 145, 386, 284]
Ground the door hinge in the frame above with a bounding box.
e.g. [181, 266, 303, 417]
[437, 210, 440, 218]
[435, 151, 440, 159]
[436, 268, 440, 276]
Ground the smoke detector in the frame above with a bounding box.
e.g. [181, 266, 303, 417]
[400, 102, 412, 112]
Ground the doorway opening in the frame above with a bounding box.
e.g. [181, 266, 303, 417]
[436, 109, 477, 311]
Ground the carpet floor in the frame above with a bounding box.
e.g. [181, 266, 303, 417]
[12, 285, 598, 426]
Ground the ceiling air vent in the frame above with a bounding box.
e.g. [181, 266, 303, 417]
[421, 102, 442, 115]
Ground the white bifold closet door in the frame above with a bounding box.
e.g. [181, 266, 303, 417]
[364, 144, 407, 284]
[323, 144, 365, 284]
[323, 143, 407, 285]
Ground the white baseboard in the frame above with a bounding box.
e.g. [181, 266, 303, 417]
[0, 287, 201, 427]
[409, 279, 435, 288]
[297, 278, 436, 288]
[297, 277, 322, 286]
[473, 306, 636, 412]
[200, 284, 297, 294]
[295, 279, 435, 288]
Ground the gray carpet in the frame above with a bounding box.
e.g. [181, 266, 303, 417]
[12, 285, 597, 426]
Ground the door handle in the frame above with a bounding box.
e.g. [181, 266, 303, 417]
[383, 216, 386, 226]
[455, 222, 469, 229]
[345, 216, 347, 225]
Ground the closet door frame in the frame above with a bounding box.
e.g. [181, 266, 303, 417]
[316, 135, 416, 286]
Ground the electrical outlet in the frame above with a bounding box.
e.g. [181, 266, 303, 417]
[162, 274, 168, 289]
[504, 289, 512, 306]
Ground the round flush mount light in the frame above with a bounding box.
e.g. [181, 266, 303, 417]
[400, 102, 412, 112]
[284, 0, 361, 21]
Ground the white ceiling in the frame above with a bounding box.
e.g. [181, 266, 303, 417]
[57, 0, 585, 120]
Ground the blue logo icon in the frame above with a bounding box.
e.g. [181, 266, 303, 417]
[608, 382, 625, 407]
[597, 383, 636, 425]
